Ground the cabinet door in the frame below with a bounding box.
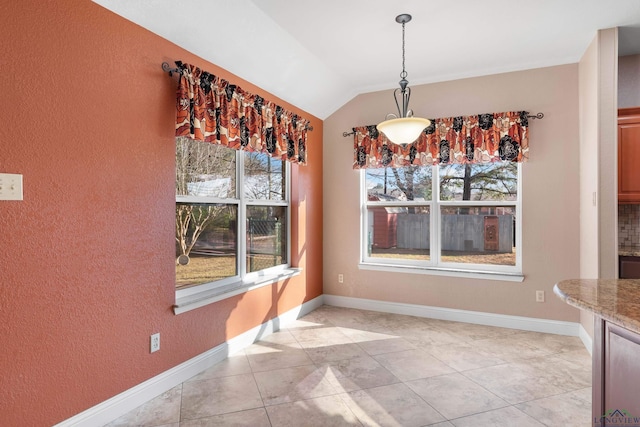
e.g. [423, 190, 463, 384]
[618, 109, 640, 203]
[603, 322, 640, 421]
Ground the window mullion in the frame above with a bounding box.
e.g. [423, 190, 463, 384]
[285, 162, 292, 266]
[176, 195, 239, 205]
[237, 150, 247, 279]
[360, 170, 367, 262]
[366, 201, 431, 207]
[516, 163, 523, 271]
[438, 201, 517, 207]
[246, 200, 289, 207]
[432, 165, 440, 266]
[286, 160, 291, 267]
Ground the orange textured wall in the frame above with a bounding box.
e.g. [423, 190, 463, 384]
[0, 1, 322, 425]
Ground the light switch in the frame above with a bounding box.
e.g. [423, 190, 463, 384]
[0, 173, 23, 201]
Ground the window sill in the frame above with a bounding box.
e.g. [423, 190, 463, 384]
[359, 262, 524, 282]
[173, 268, 302, 315]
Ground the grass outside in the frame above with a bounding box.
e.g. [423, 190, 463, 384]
[177, 246, 515, 289]
[176, 255, 236, 289]
[371, 248, 430, 261]
[176, 253, 284, 289]
[371, 247, 516, 266]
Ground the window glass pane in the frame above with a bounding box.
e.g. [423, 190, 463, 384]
[440, 206, 516, 266]
[244, 152, 285, 200]
[439, 163, 517, 201]
[366, 206, 430, 261]
[366, 166, 432, 202]
[175, 203, 237, 289]
[247, 206, 287, 272]
[176, 137, 237, 198]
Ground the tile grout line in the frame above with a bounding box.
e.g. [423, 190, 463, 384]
[114, 306, 591, 426]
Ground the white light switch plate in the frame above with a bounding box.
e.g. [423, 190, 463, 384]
[0, 173, 23, 201]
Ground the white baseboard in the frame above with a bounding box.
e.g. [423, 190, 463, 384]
[579, 324, 593, 356]
[55, 295, 324, 427]
[57, 293, 588, 426]
[323, 294, 582, 337]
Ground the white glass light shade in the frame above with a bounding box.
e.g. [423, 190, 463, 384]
[376, 117, 431, 146]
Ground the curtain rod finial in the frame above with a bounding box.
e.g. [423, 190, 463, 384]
[162, 62, 179, 77]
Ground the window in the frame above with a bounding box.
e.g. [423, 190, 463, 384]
[175, 137, 290, 293]
[362, 162, 521, 277]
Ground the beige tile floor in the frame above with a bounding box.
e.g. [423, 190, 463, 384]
[106, 306, 592, 427]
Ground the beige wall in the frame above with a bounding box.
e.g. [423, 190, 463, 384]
[578, 33, 601, 337]
[323, 65, 581, 322]
[577, 28, 620, 338]
[579, 34, 601, 282]
[598, 29, 619, 280]
[619, 54, 640, 108]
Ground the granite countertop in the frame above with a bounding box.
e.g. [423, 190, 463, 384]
[554, 279, 640, 333]
[619, 246, 640, 257]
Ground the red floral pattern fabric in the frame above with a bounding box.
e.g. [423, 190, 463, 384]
[175, 62, 309, 165]
[353, 111, 529, 169]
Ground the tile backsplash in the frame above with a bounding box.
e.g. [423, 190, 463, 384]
[619, 204, 640, 247]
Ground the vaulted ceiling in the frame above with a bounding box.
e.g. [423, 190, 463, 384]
[95, 0, 640, 119]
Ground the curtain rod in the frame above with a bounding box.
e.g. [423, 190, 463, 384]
[162, 62, 180, 76]
[341, 112, 544, 137]
[161, 62, 313, 132]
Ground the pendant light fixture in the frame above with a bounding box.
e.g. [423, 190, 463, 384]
[376, 14, 431, 147]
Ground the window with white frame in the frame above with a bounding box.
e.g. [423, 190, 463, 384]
[362, 162, 521, 275]
[175, 137, 289, 291]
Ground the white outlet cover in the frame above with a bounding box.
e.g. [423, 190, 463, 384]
[150, 333, 160, 353]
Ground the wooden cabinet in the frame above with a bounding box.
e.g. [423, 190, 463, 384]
[593, 319, 640, 424]
[555, 280, 640, 424]
[618, 107, 640, 203]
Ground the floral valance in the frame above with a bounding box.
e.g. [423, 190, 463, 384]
[175, 61, 310, 165]
[353, 111, 529, 169]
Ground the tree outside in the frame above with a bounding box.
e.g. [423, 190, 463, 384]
[175, 138, 288, 288]
[439, 162, 517, 202]
[365, 162, 518, 266]
[175, 137, 236, 262]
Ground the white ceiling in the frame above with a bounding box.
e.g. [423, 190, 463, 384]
[94, 0, 640, 119]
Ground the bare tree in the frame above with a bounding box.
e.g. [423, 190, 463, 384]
[391, 167, 416, 201]
[244, 152, 284, 201]
[367, 163, 515, 203]
[175, 137, 236, 259]
[440, 162, 517, 201]
[176, 204, 219, 258]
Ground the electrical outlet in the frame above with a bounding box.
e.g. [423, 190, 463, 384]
[536, 290, 545, 303]
[0, 173, 23, 201]
[150, 333, 160, 353]
[338, 274, 344, 283]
